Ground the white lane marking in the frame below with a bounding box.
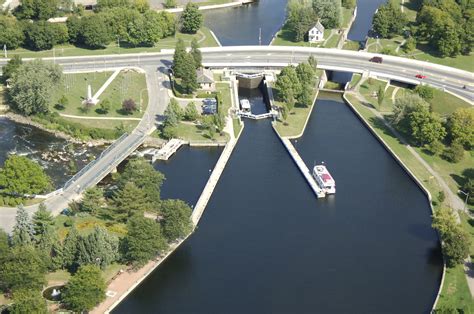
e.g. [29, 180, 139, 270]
[267, 53, 272, 56]
[226, 54, 232, 56]
[245, 56, 251, 59]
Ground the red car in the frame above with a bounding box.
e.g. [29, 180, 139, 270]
[415, 74, 427, 79]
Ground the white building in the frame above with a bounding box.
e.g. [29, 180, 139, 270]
[308, 20, 325, 43]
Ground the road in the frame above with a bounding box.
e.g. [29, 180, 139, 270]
[0, 46, 472, 232]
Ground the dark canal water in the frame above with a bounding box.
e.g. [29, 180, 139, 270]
[114, 93, 442, 313]
[0, 117, 101, 188]
[347, 0, 387, 42]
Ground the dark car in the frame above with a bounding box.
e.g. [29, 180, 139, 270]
[369, 56, 383, 63]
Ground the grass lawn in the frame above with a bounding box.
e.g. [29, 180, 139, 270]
[46, 270, 71, 285]
[7, 27, 218, 59]
[348, 73, 362, 88]
[437, 265, 473, 311]
[343, 40, 360, 51]
[359, 78, 394, 112]
[103, 263, 127, 282]
[60, 116, 139, 132]
[341, 7, 354, 28]
[175, 122, 228, 142]
[233, 118, 242, 138]
[324, 32, 341, 48]
[54, 214, 127, 241]
[216, 82, 232, 115]
[460, 213, 474, 257]
[52, 70, 147, 118]
[324, 81, 342, 90]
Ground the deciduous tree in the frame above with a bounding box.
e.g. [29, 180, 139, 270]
[180, 2, 203, 34]
[190, 38, 202, 69]
[312, 0, 342, 29]
[446, 108, 473, 149]
[10, 289, 48, 314]
[0, 16, 25, 50]
[160, 199, 193, 241]
[63, 265, 106, 312]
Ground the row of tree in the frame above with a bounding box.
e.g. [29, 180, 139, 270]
[286, 0, 350, 42]
[275, 57, 318, 121]
[391, 94, 473, 163]
[372, 0, 473, 57]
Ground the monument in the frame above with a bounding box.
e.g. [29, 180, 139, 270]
[83, 84, 99, 105]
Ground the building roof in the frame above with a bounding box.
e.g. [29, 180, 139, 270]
[311, 20, 325, 33]
[196, 68, 214, 84]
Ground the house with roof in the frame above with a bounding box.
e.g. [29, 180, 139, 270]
[196, 68, 215, 90]
[308, 20, 325, 43]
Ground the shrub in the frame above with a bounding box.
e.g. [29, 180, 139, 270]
[425, 140, 444, 156]
[414, 85, 434, 101]
[122, 99, 137, 114]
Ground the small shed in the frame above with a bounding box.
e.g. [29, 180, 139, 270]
[308, 20, 325, 43]
[196, 68, 215, 90]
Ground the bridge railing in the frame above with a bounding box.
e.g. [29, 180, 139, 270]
[64, 133, 129, 189]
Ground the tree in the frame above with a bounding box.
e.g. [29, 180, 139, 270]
[166, 98, 184, 120]
[24, 21, 68, 51]
[0, 230, 9, 258]
[163, 0, 176, 8]
[15, 0, 59, 20]
[341, 0, 355, 9]
[112, 182, 149, 222]
[32, 203, 53, 236]
[76, 226, 119, 269]
[408, 105, 446, 146]
[446, 108, 473, 149]
[312, 0, 342, 29]
[63, 265, 106, 312]
[308, 55, 318, 70]
[377, 85, 385, 107]
[0, 245, 46, 292]
[0, 16, 25, 50]
[286, 0, 316, 42]
[296, 62, 315, 86]
[392, 94, 429, 129]
[1, 55, 23, 84]
[442, 141, 465, 163]
[117, 157, 165, 210]
[180, 53, 199, 94]
[298, 83, 313, 107]
[181, 2, 203, 34]
[8, 59, 62, 115]
[172, 39, 187, 78]
[10, 289, 48, 314]
[11, 205, 34, 247]
[80, 14, 111, 48]
[98, 99, 111, 114]
[62, 226, 79, 270]
[161, 199, 193, 241]
[372, 2, 406, 38]
[414, 85, 434, 101]
[432, 208, 471, 267]
[81, 187, 105, 214]
[184, 102, 199, 121]
[66, 15, 82, 44]
[425, 140, 444, 156]
[403, 36, 416, 53]
[36, 225, 63, 271]
[55, 95, 69, 110]
[0, 155, 52, 195]
[122, 215, 167, 266]
[122, 98, 137, 113]
[190, 38, 202, 69]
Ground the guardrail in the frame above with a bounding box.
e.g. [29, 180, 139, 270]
[64, 133, 128, 189]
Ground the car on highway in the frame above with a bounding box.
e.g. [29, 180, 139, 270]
[369, 56, 383, 63]
[415, 74, 427, 79]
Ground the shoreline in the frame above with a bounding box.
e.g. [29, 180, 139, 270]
[160, 0, 255, 13]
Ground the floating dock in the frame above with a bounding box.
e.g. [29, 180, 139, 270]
[280, 137, 326, 198]
[154, 139, 185, 161]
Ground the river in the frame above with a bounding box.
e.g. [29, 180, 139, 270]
[113, 92, 441, 313]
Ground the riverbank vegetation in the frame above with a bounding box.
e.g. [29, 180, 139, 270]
[0, 157, 193, 312]
[273, 58, 321, 138]
[368, 0, 473, 71]
[272, 0, 355, 48]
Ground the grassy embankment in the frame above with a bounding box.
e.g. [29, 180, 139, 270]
[272, 70, 323, 138]
[346, 76, 474, 309]
[7, 27, 218, 59]
[272, 8, 354, 48]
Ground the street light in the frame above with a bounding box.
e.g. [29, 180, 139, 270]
[459, 189, 470, 212]
[139, 88, 148, 113]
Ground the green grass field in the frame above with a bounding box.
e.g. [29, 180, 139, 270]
[7, 27, 218, 59]
[52, 70, 147, 119]
[348, 73, 362, 88]
[174, 122, 228, 142]
[233, 118, 242, 138]
[437, 265, 473, 311]
[216, 82, 232, 115]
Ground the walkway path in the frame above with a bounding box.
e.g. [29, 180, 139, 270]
[59, 113, 142, 121]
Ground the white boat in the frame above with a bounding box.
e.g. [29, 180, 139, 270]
[240, 99, 251, 112]
[312, 164, 336, 194]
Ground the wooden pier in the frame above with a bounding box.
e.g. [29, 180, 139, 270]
[280, 137, 326, 198]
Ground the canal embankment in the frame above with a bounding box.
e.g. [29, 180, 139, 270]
[342, 92, 445, 311]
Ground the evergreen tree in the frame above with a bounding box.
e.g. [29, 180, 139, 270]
[63, 265, 106, 312]
[122, 215, 167, 266]
[190, 38, 202, 69]
[161, 199, 193, 241]
[0, 230, 9, 258]
[81, 187, 105, 215]
[36, 225, 63, 271]
[62, 226, 79, 270]
[112, 182, 148, 222]
[10, 289, 48, 314]
[172, 39, 187, 79]
[76, 226, 119, 269]
[377, 85, 385, 107]
[32, 203, 53, 236]
[180, 2, 203, 34]
[181, 53, 199, 94]
[184, 102, 199, 121]
[11, 205, 34, 247]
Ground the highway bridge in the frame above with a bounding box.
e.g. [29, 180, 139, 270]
[0, 46, 472, 232]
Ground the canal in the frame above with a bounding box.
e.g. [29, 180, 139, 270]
[114, 92, 442, 313]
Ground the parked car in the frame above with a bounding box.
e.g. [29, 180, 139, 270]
[415, 74, 427, 79]
[369, 56, 383, 63]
